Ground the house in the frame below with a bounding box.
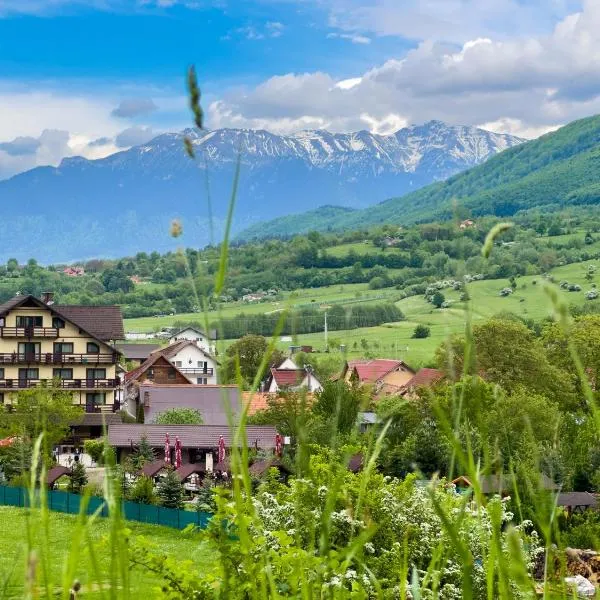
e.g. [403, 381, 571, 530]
[125, 354, 191, 387]
[152, 340, 219, 385]
[63, 266, 85, 277]
[339, 359, 416, 391]
[108, 423, 279, 470]
[133, 383, 240, 425]
[459, 219, 476, 230]
[557, 492, 598, 515]
[397, 368, 445, 398]
[168, 327, 216, 355]
[264, 358, 323, 393]
[116, 343, 161, 366]
[242, 292, 266, 303]
[0, 293, 123, 413]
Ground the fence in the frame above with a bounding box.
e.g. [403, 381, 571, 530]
[0, 485, 212, 531]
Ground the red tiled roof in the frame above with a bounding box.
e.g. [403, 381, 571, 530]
[243, 392, 271, 415]
[270, 368, 305, 388]
[352, 359, 413, 383]
[404, 368, 445, 389]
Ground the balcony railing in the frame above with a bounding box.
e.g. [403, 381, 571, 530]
[81, 400, 121, 414]
[0, 327, 59, 338]
[0, 353, 118, 365]
[177, 367, 214, 376]
[0, 378, 119, 390]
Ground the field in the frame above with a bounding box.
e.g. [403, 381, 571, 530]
[124, 258, 600, 367]
[0, 506, 211, 599]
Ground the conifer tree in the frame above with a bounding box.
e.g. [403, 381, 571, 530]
[157, 467, 184, 509]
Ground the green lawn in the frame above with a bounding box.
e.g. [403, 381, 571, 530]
[0, 506, 212, 599]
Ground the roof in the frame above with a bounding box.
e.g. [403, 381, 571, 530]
[0, 295, 124, 341]
[47, 465, 71, 485]
[557, 492, 598, 508]
[53, 305, 124, 341]
[243, 392, 271, 415]
[108, 424, 279, 449]
[175, 463, 207, 480]
[116, 343, 161, 360]
[403, 368, 445, 389]
[125, 353, 191, 383]
[170, 326, 215, 340]
[140, 460, 169, 478]
[249, 458, 291, 477]
[351, 359, 414, 383]
[150, 340, 219, 364]
[139, 384, 240, 425]
[270, 368, 306, 388]
[77, 413, 123, 427]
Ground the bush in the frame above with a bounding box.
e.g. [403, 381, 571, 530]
[368, 276, 387, 290]
[431, 291, 445, 308]
[154, 408, 203, 425]
[129, 476, 157, 505]
[412, 324, 431, 339]
[84, 439, 104, 465]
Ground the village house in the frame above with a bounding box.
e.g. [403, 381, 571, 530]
[0, 293, 123, 413]
[263, 357, 323, 393]
[153, 340, 218, 385]
[168, 326, 216, 355]
[108, 423, 278, 471]
[339, 359, 416, 391]
[459, 219, 476, 230]
[62, 266, 85, 277]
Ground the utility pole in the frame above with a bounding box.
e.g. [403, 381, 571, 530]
[324, 310, 328, 349]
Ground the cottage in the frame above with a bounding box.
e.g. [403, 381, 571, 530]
[152, 340, 218, 385]
[339, 359, 416, 391]
[264, 358, 323, 393]
[168, 327, 216, 355]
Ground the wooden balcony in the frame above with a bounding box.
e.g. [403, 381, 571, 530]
[0, 327, 59, 338]
[0, 378, 119, 390]
[0, 352, 118, 365]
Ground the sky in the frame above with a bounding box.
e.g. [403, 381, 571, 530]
[0, 0, 598, 179]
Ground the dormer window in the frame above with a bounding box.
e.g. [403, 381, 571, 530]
[87, 342, 100, 353]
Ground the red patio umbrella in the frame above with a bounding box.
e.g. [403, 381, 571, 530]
[164, 432, 171, 465]
[275, 433, 283, 457]
[218, 435, 225, 464]
[175, 436, 182, 469]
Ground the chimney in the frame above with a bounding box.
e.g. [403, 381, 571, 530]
[41, 291, 55, 305]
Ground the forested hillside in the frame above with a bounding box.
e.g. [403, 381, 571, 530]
[238, 115, 600, 240]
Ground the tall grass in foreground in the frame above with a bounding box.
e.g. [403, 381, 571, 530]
[6, 71, 598, 599]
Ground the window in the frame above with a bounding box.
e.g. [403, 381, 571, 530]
[197, 361, 206, 369]
[86, 368, 106, 380]
[52, 317, 65, 329]
[53, 368, 73, 380]
[16, 316, 43, 327]
[143, 391, 150, 407]
[147, 368, 154, 380]
[18, 368, 38, 380]
[53, 342, 73, 354]
[0, 368, 4, 379]
[167, 367, 177, 380]
[18, 342, 40, 358]
[196, 377, 207, 385]
[174, 360, 182, 367]
[86, 342, 100, 353]
[0, 393, 4, 404]
[86, 392, 105, 406]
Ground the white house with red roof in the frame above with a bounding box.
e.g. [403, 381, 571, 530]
[338, 359, 416, 392]
[264, 358, 323, 393]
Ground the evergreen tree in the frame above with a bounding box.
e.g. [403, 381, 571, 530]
[157, 468, 184, 509]
[131, 435, 155, 470]
[136, 403, 145, 424]
[69, 461, 88, 493]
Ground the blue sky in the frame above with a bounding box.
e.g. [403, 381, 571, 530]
[0, 0, 597, 179]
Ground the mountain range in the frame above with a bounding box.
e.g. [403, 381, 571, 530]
[238, 115, 600, 240]
[0, 121, 523, 262]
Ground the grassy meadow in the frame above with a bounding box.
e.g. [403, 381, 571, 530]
[0, 506, 211, 599]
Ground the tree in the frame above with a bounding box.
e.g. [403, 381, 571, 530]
[0, 388, 83, 457]
[131, 435, 155, 470]
[249, 391, 313, 442]
[157, 467, 184, 509]
[84, 439, 105, 464]
[431, 291, 445, 308]
[6, 258, 18, 273]
[223, 335, 283, 385]
[69, 461, 88, 493]
[412, 324, 431, 339]
[311, 380, 370, 438]
[153, 408, 203, 425]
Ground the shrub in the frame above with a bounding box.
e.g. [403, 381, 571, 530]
[154, 408, 203, 425]
[129, 476, 157, 505]
[500, 287, 513, 297]
[84, 439, 104, 465]
[431, 291, 445, 308]
[412, 324, 431, 339]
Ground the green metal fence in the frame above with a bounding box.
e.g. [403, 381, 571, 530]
[0, 485, 212, 530]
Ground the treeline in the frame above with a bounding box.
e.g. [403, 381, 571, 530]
[201, 303, 404, 339]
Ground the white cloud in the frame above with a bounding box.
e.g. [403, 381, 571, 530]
[114, 125, 155, 147]
[327, 31, 371, 44]
[206, 0, 600, 138]
[223, 20, 286, 41]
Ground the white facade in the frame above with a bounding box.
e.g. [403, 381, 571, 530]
[268, 369, 323, 393]
[169, 327, 214, 354]
[278, 358, 299, 370]
[168, 343, 218, 385]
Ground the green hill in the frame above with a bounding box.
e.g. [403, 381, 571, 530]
[238, 114, 600, 240]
